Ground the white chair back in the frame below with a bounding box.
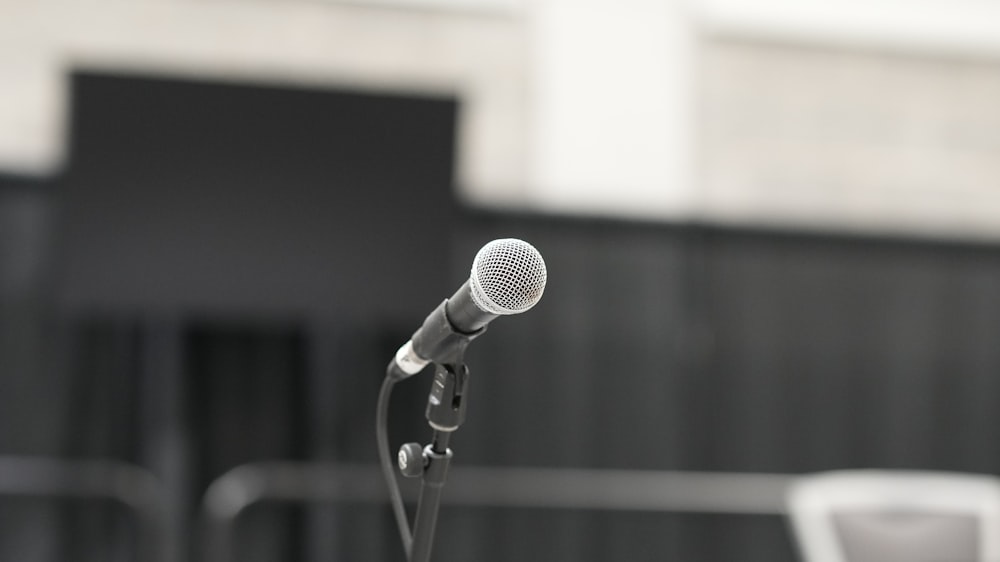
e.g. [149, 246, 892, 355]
[787, 470, 1000, 562]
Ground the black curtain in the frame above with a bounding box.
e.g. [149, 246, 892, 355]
[11, 193, 1000, 562]
[429, 213, 1000, 562]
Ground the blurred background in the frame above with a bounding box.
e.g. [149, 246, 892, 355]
[3, 0, 1000, 560]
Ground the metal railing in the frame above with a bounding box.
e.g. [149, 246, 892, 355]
[0, 456, 165, 562]
[201, 461, 795, 562]
[0, 456, 796, 561]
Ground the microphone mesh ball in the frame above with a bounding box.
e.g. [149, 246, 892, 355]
[469, 238, 547, 315]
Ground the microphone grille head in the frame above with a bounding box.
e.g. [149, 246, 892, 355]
[469, 238, 547, 315]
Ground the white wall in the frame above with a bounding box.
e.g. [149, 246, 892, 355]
[696, 0, 1000, 239]
[527, 0, 696, 218]
[4, 0, 1000, 237]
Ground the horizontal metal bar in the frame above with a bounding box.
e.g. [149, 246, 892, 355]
[202, 462, 794, 521]
[446, 466, 792, 514]
[0, 456, 163, 513]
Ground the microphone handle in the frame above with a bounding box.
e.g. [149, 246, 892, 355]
[444, 280, 498, 335]
[408, 282, 491, 367]
[391, 280, 498, 380]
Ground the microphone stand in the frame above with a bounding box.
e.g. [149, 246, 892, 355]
[404, 361, 469, 562]
[377, 317, 479, 562]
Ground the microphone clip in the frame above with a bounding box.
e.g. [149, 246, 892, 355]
[426, 362, 470, 432]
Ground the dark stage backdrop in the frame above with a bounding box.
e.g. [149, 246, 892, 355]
[2, 71, 1000, 562]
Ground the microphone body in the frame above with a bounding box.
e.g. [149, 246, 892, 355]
[390, 238, 546, 378]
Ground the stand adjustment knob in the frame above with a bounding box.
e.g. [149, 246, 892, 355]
[398, 442, 425, 477]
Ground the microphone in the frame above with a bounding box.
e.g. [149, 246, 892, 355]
[390, 238, 547, 377]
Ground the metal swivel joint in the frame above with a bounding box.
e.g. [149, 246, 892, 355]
[398, 442, 425, 478]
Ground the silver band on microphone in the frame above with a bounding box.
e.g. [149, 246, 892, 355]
[394, 340, 430, 376]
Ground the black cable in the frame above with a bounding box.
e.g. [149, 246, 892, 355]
[376, 374, 413, 554]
